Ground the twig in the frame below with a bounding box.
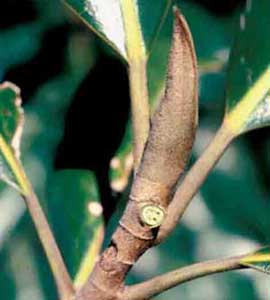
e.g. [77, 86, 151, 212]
[23, 185, 74, 299]
[157, 122, 235, 243]
[123, 255, 246, 300]
[76, 9, 198, 300]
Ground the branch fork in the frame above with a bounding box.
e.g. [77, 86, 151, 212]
[13, 5, 260, 300]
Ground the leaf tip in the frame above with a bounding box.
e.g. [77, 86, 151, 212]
[172, 5, 180, 16]
[0, 81, 24, 158]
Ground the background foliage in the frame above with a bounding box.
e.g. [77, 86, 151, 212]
[0, 0, 269, 299]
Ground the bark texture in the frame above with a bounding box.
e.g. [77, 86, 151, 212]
[76, 9, 198, 300]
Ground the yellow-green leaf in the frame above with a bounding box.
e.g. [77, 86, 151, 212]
[240, 247, 270, 275]
[225, 0, 270, 135]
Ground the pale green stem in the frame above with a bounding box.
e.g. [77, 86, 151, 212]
[129, 58, 150, 171]
[23, 182, 75, 299]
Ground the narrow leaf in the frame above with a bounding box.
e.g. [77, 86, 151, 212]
[225, 0, 270, 135]
[240, 247, 270, 275]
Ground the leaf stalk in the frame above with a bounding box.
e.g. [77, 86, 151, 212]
[23, 182, 75, 299]
[129, 58, 150, 170]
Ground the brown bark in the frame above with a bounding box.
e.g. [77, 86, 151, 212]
[76, 8, 198, 300]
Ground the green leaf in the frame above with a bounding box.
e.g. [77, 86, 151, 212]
[63, 0, 172, 61]
[136, 0, 172, 53]
[47, 170, 104, 288]
[240, 247, 270, 275]
[0, 82, 29, 194]
[225, 0, 270, 135]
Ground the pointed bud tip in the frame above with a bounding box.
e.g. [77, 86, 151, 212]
[173, 5, 179, 14]
[172, 5, 191, 38]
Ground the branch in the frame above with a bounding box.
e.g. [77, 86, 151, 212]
[157, 122, 235, 243]
[76, 8, 198, 300]
[123, 255, 246, 300]
[23, 186, 74, 299]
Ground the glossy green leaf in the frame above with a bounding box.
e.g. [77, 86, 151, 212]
[136, 0, 172, 53]
[240, 247, 270, 275]
[0, 82, 27, 193]
[225, 0, 270, 135]
[63, 0, 172, 61]
[48, 170, 104, 287]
